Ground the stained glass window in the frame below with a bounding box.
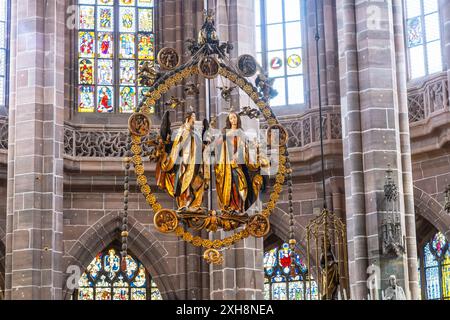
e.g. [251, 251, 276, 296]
[77, 0, 155, 113]
[263, 243, 318, 300]
[421, 232, 450, 300]
[255, 0, 305, 107]
[74, 247, 162, 300]
[405, 0, 442, 79]
[0, 0, 10, 113]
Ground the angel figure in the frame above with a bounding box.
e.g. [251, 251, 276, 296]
[214, 112, 269, 214]
[155, 110, 210, 209]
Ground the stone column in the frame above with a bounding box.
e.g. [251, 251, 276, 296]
[440, 0, 450, 83]
[5, 0, 65, 299]
[208, 0, 264, 300]
[305, 0, 340, 109]
[336, 0, 419, 299]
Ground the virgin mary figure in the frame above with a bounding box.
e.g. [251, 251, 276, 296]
[214, 112, 267, 214]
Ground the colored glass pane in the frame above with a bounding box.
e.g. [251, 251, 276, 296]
[78, 86, 95, 113]
[120, 0, 135, 5]
[139, 8, 153, 32]
[120, 60, 136, 85]
[77, 0, 156, 113]
[79, 31, 95, 58]
[120, 34, 135, 59]
[98, 33, 113, 58]
[119, 86, 136, 113]
[79, 6, 95, 30]
[138, 0, 153, 7]
[97, 86, 113, 113]
[272, 282, 287, 300]
[97, 6, 114, 31]
[431, 232, 447, 257]
[97, 59, 113, 85]
[79, 59, 94, 84]
[76, 247, 160, 300]
[407, 17, 423, 48]
[138, 33, 154, 60]
[120, 7, 136, 32]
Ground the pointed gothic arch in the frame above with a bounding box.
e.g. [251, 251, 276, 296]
[62, 210, 178, 300]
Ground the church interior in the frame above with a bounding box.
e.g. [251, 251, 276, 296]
[0, 0, 449, 301]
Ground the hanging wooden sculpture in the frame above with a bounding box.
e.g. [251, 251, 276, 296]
[125, 9, 289, 264]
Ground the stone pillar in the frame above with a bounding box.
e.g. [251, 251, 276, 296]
[440, 1, 450, 82]
[208, 0, 264, 300]
[305, 0, 340, 109]
[336, 0, 419, 299]
[5, 0, 65, 299]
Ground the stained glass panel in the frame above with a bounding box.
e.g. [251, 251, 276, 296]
[79, 31, 95, 58]
[97, 86, 113, 113]
[120, 60, 136, 85]
[76, 247, 161, 300]
[97, 59, 113, 85]
[78, 86, 95, 113]
[132, 288, 147, 300]
[120, 0, 136, 5]
[120, 7, 136, 32]
[120, 86, 136, 113]
[138, 0, 153, 7]
[405, 0, 443, 79]
[272, 282, 287, 300]
[138, 33, 154, 60]
[78, 288, 94, 300]
[79, 6, 95, 30]
[263, 243, 315, 300]
[432, 232, 447, 258]
[79, 59, 94, 84]
[97, 6, 114, 32]
[442, 253, 450, 299]
[425, 267, 441, 299]
[139, 9, 153, 32]
[407, 17, 423, 48]
[120, 34, 135, 59]
[78, 0, 156, 113]
[98, 33, 113, 58]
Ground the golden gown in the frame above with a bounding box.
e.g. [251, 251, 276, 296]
[214, 129, 264, 213]
[156, 124, 208, 209]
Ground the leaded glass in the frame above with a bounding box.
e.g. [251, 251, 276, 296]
[422, 232, 450, 300]
[98, 33, 113, 58]
[263, 242, 316, 300]
[120, 60, 136, 84]
[431, 232, 447, 257]
[77, 0, 155, 113]
[79, 59, 94, 84]
[79, 6, 95, 30]
[97, 59, 113, 85]
[120, 86, 136, 113]
[405, 0, 443, 79]
[97, 86, 113, 113]
[120, 7, 136, 32]
[79, 31, 95, 58]
[78, 86, 95, 113]
[255, 0, 305, 106]
[138, 34, 154, 60]
[75, 247, 161, 300]
[97, 6, 114, 32]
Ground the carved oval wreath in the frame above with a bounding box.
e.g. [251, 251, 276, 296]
[128, 59, 288, 251]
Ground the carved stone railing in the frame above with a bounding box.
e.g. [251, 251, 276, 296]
[408, 72, 449, 123]
[276, 106, 342, 148]
[0, 116, 7, 150]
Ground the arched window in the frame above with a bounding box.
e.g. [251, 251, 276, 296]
[405, 0, 442, 79]
[0, 0, 10, 114]
[255, 0, 305, 107]
[421, 232, 450, 300]
[74, 247, 162, 300]
[263, 243, 318, 300]
[77, 0, 155, 114]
